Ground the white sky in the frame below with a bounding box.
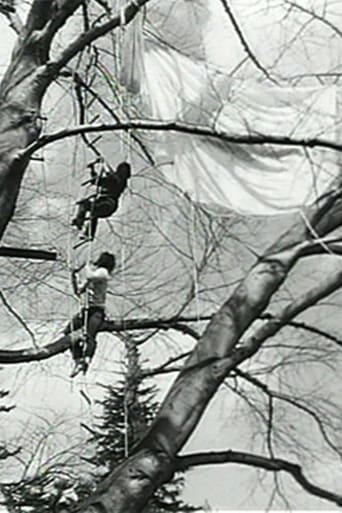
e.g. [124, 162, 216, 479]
[0, 23, 14, 74]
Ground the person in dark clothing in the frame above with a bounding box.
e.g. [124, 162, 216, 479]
[64, 252, 116, 377]
[72, 161, 131, 240]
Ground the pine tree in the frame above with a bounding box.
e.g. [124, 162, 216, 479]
[90, 337, 198, 513]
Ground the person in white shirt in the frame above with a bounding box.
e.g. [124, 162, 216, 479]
[64, 252, 116, 377]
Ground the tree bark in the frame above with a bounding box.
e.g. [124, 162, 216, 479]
[0, 0, 84, 238]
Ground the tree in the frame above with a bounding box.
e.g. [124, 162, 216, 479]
[88, 337, 197, 513]
[1, 1, 342, 512]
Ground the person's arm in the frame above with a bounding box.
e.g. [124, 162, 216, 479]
[84, 265, 109, 281]
[71, 262, 86, 296]
[78, 265, 109, 294]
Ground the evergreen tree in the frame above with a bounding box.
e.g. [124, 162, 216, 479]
[89, 338, 198, 513]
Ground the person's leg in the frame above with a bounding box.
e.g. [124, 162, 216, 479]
[63, 310, 83, 336]
[65, 310, 87, 377]
[72, 198, 91, 229]
[81, 198, 117, 240]
[81, 217, 97, 240]
[92, 197, 118, 218]
[84, 309, 104, 362]
[89, 218, 98, 240]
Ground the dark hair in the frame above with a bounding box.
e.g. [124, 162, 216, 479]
[116, 162, 131, 179]
[94, 252, 116, 273]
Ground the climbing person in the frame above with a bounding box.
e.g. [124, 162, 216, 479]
[64, 251, 116, 378]
[72, 161, 131, 240]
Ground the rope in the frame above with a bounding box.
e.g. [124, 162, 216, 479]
[115, 0, 127, 156]
[300, 210, 335, 256]
[190, 200, 201, 323]
[117, 1, 133, 457]
[81, 160, 106, 352]
[123, 355, 129, 457]
[67, 158, 79, 361]
[120, 215, 129, 456]
[67, 158, 106, 374]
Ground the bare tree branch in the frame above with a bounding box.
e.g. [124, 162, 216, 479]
[60, 69, 155, 165]
[0, 290, 37, 348]
[176, 450, 342, 507]
[0, 1, 23, 34]
[141, 352, 191, 378]
[208, 263, 342, 385]
[218, 0, 278, 83]
[284, 1, 342, 39]
[0, 334, 71, 364]
[234, 369, 342, 457]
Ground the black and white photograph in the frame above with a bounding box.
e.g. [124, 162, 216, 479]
[0, 1, 342, 511]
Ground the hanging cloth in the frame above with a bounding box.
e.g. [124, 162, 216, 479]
[120, 1, 340, 216]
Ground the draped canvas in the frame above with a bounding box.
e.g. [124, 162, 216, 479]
[121, 3, 339, 216]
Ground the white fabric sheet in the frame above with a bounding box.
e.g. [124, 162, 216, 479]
[122, 11, 340, 216]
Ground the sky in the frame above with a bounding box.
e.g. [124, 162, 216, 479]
[1, 1, 342, 512]
[0, 20, 14, 72]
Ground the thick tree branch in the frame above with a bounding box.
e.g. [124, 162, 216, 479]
[0, 334, 71, 364]
[176, 450, 342, 507]
[206, 263, 342, 388]
[187, 238, 342, 369]
[19, 119, 342, 161]
[240, 265, 342, 359]
[0, 0, 84, 101]
[0, 316, 205, 365]
[49, 0, 151, 73]
[129, 199, 342, 501]
[260, 312, 342, 347]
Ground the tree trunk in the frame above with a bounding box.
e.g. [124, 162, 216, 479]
[0, 0, 84, 238]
